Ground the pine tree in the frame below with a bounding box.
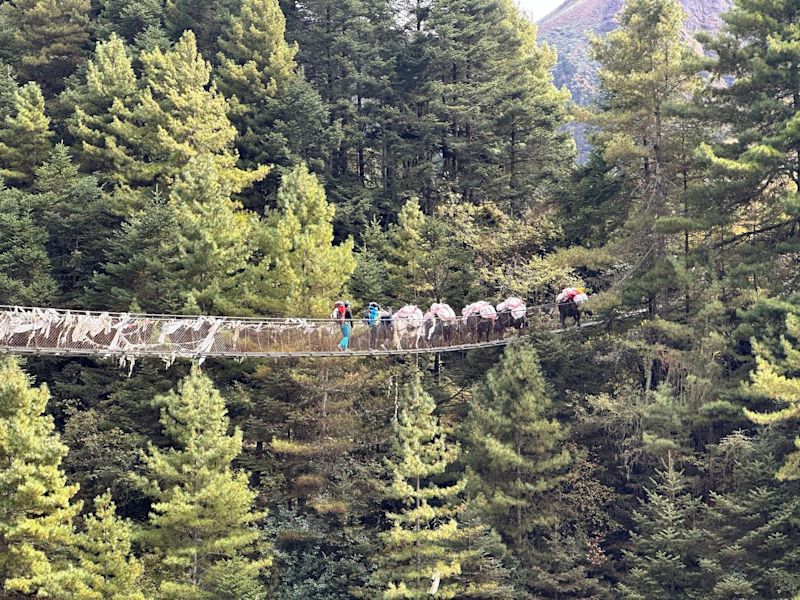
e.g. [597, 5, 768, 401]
[465, 344, 571, 549]
[0, 0, 90, 95]
[137, 365, 269, 600]
[168, 153, 257, 314]
[32, 144, 116, 305]
[371, 375, 467, 599]
[0, 81, 52, 186]
[744, 314, 800, 481]
[0, 357, 82, 597]
[616, 455, 705, 599]
[95, 0, 164, 43]
[69, 492, 148, 600]
[65, 34, 140, 179]
[87, 193, 184, 313]
[387, 197, 427, 302]
[244, 163, 355, 317]
[0, 185, 58, 304]
[699, 0, 800, 298]
[164, 0, 238, 55]
[591, 0, 701, 313]
[215, 0, 334, 199]
[698, 432, 800, 599]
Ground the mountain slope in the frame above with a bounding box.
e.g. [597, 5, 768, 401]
[538, 0, 732, 105]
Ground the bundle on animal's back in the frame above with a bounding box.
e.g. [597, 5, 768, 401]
[557, 287, 588, 305]
[424, 303, 457, 322]
[392, 305, 425, 350]
[462, 301, 497, 321]
[496, 297, 526, 320]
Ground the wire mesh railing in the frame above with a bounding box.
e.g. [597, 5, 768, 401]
[0, 302, 589, 367]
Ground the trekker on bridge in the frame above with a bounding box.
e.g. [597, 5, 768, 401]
[367, 302, 381, 350]
[335, 301, 354, 351]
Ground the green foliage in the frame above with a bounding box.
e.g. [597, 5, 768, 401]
[0, 357, 81, 597]
[69, 492, 148, 600]
[616, 455, 705, 599]
[0, 0, 90, 95]
[137, 365, 269, 599]
[0, 81, 52, 186]
[744, 314, 800, 480]
[245, 164, 355, 317]
[465, 344, 571, 548]
[0, 184, 58, 304]
[371, 375, 468, 599]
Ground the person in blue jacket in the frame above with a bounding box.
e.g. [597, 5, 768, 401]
[367, 302, 381, 350]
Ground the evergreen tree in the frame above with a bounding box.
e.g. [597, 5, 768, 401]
[699, 0, 800, 299]
[70, 492, 148, 600]
[699, 432, 800, 599]
[87, 193, 184, 313]
[32, 144, 116, 305]
[137, 365, 269, 599]
[215, 0, 334, 202]
[591, 0, 701, 313]
[387, 197, 427, 302]
[0, 81, 52, 186]
[0, 0, 90, 95]
[95, 0, 165, 43]
[164, 0, 238, 55]
[617, 455, 705, 599]
[465, 344, 571, 549]
[168, 153, 257, 314]
[244, 163, 355, 317]
[0, 185, 58, 304]
[0, 61, 18, 120]
[744, 314, 800, 481]
[371, 375, 467, 599]
[0, 357, 82, 597]
[65, 34, 140, 180]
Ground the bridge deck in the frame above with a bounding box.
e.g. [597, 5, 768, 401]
[0, 305, 604, 365]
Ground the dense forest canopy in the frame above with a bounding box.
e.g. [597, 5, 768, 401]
[0, 0, 798, 597]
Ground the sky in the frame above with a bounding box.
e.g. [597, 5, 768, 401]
[518, 0, 565, 21]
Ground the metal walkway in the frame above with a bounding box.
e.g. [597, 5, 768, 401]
[0, 304, 603, 366]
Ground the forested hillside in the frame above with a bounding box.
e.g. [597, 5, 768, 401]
[0, 0, 798, 598]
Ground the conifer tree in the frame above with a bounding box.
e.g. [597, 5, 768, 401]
[0, 357, 82, 597]
[95, 0, 164, 43]
[215, 0, 333, 191]
[387, 197, 427, 302]
[465, 344, 571, 549]
[0, 185, 58, 304]
[591, 0, 701, 312]
[0, 62, 18, 120]
[65, 34, 139, 179]
[70, 492, 147, 600]
[371, 375, 468, 599]
[0, 0, 90, 95]
[245, 164, 355, 317]
[699, 0, 800, 298]
[87, 193, 184, 313]
[168, 153, 257, 314]
[744, 314, 800, 481]
[0, 82, 52, 186]
[32, 144, 115, 305]
[617, 455, 705, 599]
[137, 365, 269, 599]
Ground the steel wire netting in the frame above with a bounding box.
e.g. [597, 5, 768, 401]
[0, 302, 590, 366]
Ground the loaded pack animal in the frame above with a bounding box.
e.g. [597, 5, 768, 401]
[461, 301, 497, 343]
[392, 305, 425, 350]
[555, 288, 591, 328]
[423, 303, 458, 347]
[495, 297, 527, 339]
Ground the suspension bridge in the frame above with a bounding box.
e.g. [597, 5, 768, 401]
[0, 303, 610, 369]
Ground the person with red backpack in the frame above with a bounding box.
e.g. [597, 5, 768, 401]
[334, 301, 353, 351]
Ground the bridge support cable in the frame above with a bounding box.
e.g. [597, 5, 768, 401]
[0, 304, 614, 369]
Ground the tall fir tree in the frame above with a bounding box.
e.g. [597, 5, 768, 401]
[167, 153, 257, 314]
[136, 365, 269, 600]
[0, 358, 82, 597]
[616, 455, 705, 599]
[215, 0, 334, 205]
[0, 81, 52, 186]
[744, 313, 800, 481]
[370, 375, 468, 599]
[244, 163, 355, 317]
[69, 492, 148, 600]
[0, 0, 90, 95]
[465, 344, 571, 550]
[0, 185, 58, 305]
